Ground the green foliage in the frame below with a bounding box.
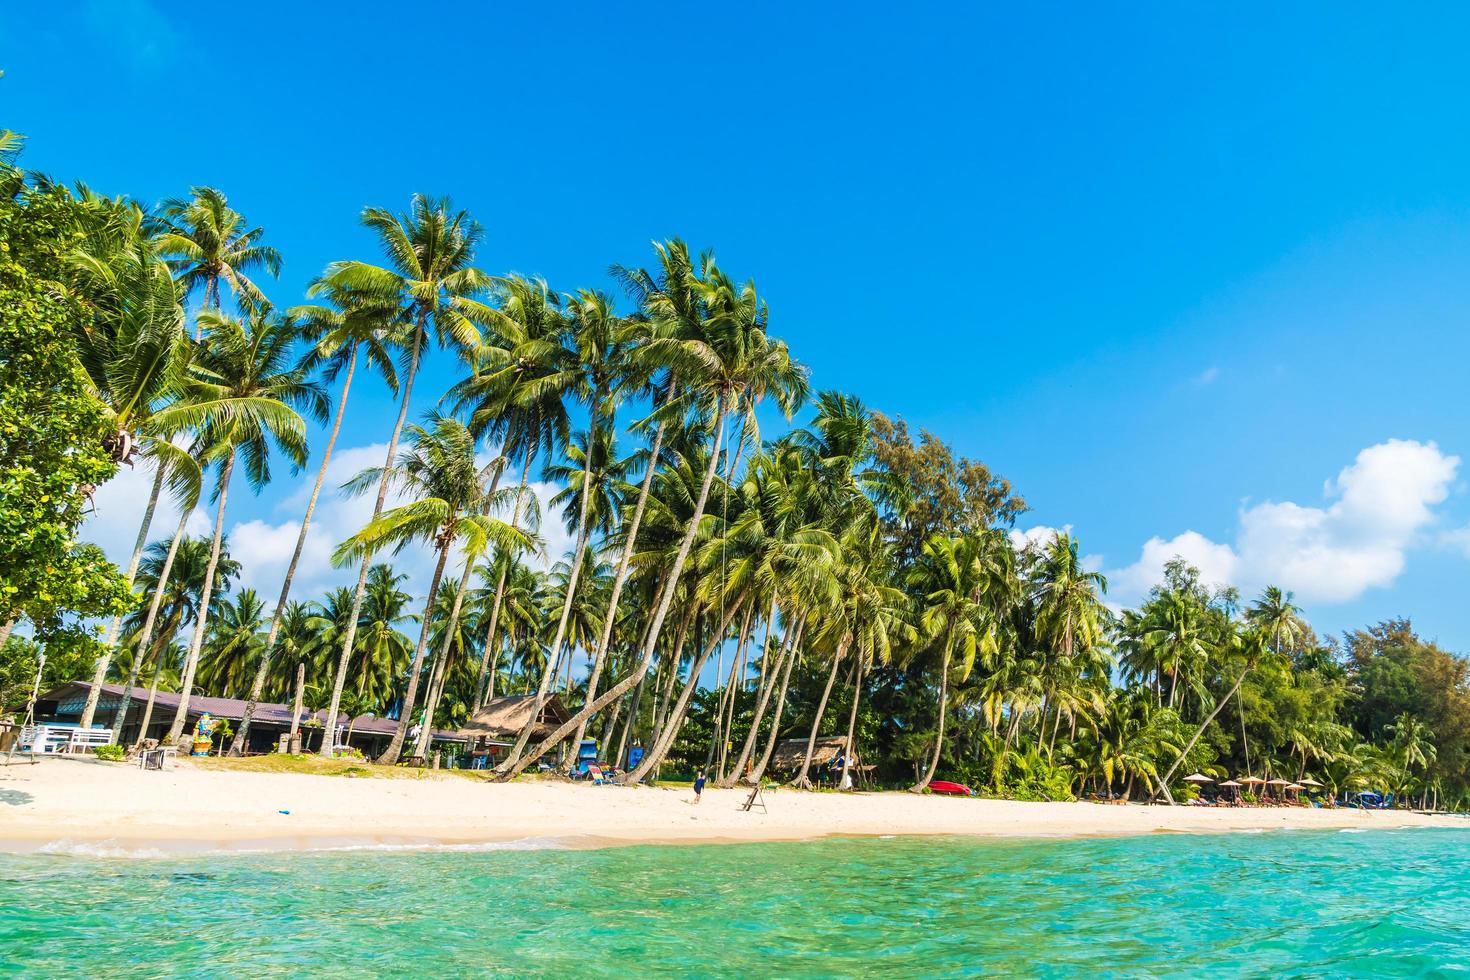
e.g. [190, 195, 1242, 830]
[93, 744, 125, 761]
[1, 634, 97, 713]
[0, 184, 130, 634]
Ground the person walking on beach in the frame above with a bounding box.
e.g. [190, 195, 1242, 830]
[693, 771, 708, 804]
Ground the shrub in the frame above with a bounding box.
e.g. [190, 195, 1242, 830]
[93, 744, 124, 762]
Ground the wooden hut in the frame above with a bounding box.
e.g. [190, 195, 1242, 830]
[459, 694, 572, 739]
[769, 735, 851, 772]
[457, 695, 572, 768]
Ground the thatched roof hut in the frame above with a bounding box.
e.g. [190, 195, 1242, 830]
[458, 694, 572, 739]
[769, 735, 851, 771]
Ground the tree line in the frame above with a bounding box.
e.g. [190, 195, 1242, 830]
[3, 127, 1468, 805]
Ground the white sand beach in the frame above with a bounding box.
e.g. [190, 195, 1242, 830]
[1, 757, 1461, 854]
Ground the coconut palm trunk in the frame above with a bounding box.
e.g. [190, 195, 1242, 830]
[320, 319, 425, 755]
[719, 603, 789, 787]
[624, 599, 743, 782]
[511, 406, 729, 782]
[234, 343, 359, 754]
[376, 543, 449, 764]
[839, 655, 866, 790]
[413, 555, 477, 758]
[288, 661, 306, 751]
[562, 416, 670, 760]
[136, 647, 168, 746]
[80, 463, 167, 729]
[615, 676, 644, 767]
[749, 628, 801, 785]
[498, 415, 600, 772]
[471, 453, 531, 712]
[378, 541, 453, 765]
[1153, 664, 1253, 804]
[111, 510, 189, 742]
[166, 454, 236, 744]
[911, 636, 954, 793]
[792, 636, 849, 789]
[712, 603, 755, 779]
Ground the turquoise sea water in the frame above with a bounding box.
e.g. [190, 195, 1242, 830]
[2, 829, 1468, 977]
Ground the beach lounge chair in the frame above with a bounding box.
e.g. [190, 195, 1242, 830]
[585, 764, 609, 785]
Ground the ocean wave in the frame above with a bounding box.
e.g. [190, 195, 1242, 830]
[34, 839, 176, 859]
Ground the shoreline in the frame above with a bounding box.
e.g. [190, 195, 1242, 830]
[2, 757, 1462, 857]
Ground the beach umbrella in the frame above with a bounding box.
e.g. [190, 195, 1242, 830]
[1267, 779, 1291, 786]
[1239, 776, 1265, 784]
[1182, 773, 1214, 783]
[1286, 783, 1305, 791]
[1298, 777, 1324, 787]
[1218, 780, 1242, 787]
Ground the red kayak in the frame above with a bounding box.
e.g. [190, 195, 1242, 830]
[928, 780, 973, 796]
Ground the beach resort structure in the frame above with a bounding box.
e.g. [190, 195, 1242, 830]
[32, 681, 470, 758]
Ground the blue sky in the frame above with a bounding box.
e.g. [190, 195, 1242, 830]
[7, 3, 1470, 649]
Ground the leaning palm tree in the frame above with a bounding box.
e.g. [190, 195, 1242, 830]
[332, 416, 528, 765]
[109, 530, 235, 743]
[495, 288, 634, 770]
[317, 195, 496, 756]
[153, 186, 281, 322]
[503, 258, 808, 780]
[1153, 625, 1270, 803]
[446, 275, 567, 733]
[163, 310, 321, 743]
[604, 269, 807, 783]
[229, 281, 403, 753]
[70, 196, 194, 731]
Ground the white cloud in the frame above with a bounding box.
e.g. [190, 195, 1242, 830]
[84, 458, 210, 572]
[1009, 524, 1071, 552]
[1109, 530, 1241, 597]
[1009, 524, 1106, 573]
[1107, 439, 1459, 604]
[1193, 366, 1221, 385]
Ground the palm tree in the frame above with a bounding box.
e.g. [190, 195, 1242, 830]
[70, 196, 192, 731]
[611, 269, 807, 784]
[553, 242, 706, 765]
[229, 280, 403, 753]
[318, 195, 495, 755]
[1153, 625, 1268, 803]
[499, 290, 631, 756]
[506, 261, 808, 781]
[197, 589, 267, 697]
[113, 536, 240, 743]
[1030, 533, 1110, 754]
[163, 310, 320, 743]
[907, 532, 1008, 792]
[333, 416, 527, 765]
[1387, 713, 1436, 779]
[318, 566, 414, 722]
[153, 186, 281, 321]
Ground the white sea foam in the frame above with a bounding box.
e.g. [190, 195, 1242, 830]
[34, 839, 175, 859]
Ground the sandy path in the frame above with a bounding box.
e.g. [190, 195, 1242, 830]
[1, 757, 1461, 854]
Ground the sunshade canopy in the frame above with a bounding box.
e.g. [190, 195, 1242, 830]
[1182, 772, 1214, 783]
[1218, 780, 1243, 787]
